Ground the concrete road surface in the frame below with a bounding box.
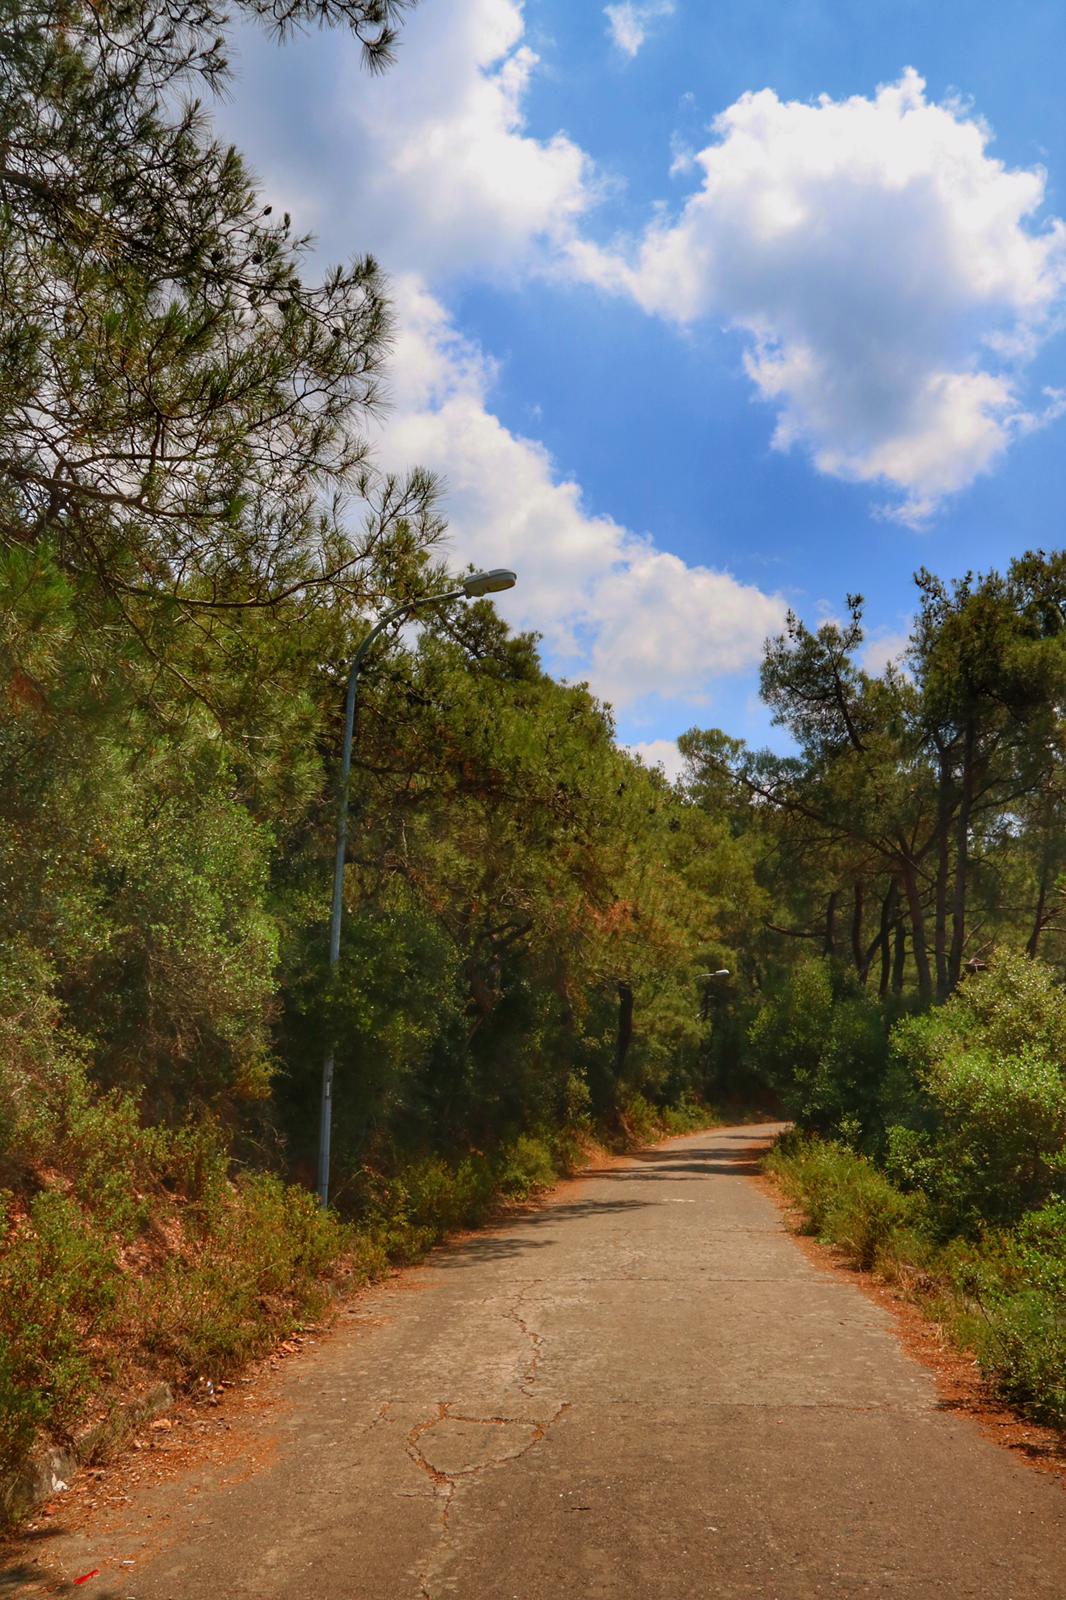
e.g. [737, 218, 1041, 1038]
[6, 1124, 1064, 1598]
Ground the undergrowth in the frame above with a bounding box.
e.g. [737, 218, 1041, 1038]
[766, 1132, 1066, 1432]
[0, 1028, 714, 1507]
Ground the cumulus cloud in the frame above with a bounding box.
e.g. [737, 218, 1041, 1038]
[861, 628, 912, 677]
[228, 18, 1065, 522]
[219, 5, 783, 712]
[325, 0, 594, 277]
[625, 739, 686, 781]
[377, 279, 786, 710]
[571, 69, 1066, 522]
[605, 1, 676, 59]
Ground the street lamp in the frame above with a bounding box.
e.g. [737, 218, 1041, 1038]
[699, 968, 730, 1024]
[316, 569, 518, 1207]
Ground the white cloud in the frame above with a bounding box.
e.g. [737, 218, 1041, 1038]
[219, 8, 783, 714]
[378, 278, 786, 710]
[669, 131, 697, 177]
[228, 23, 1065, 522]
[605, 1, 676, 59]
[860, 628, 911, 677]
[625, 738, 686, 781]
[327, 0, 595, 277]
[571, 69, 1066, 521]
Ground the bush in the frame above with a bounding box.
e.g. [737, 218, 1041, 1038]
[973, 1291, 1066, 1430]
[0, 1009, 355, 1481]
[926, 1047, 1064, 1228]
[748, 961, 833, 1115]
[659, 1094, 712, 1136]
[888, 957, 1066, 1232]
[135, 1175, 349, 1378]
[954, 954, 1066, 1060]
[767, 1133, 927, 1269]
[768, 1135, 1066, 1431]
[948, 1203, 1066, 1430]
[0, 1191, 121, 1471]
[496, 1134, 558, 1199]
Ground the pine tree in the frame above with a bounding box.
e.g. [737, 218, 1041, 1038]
[0, 0, 430, 620]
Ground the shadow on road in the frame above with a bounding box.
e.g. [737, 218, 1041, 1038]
[433, 1133, 780, 1268]
[590, 1157, 763, 1179]
[586, 1138, 776, 1181]
[434, 1196, 653, 1266]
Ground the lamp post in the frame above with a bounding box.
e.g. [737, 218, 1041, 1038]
[316, 569, 518, 1207]
[699, 969, 730, 1024]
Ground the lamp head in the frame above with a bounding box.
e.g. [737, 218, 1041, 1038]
[462, 568, 517, 598]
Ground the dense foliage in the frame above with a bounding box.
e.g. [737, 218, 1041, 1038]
[0, 0, 742, 1493]
[2, 0, 1064, 1494]
[673, 565, 1066, 1431]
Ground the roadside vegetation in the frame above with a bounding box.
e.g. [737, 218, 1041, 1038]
[2, 0, 1064, 1512]
[684, 582, 1066, 1430]
[0, 0, 730, 1498]
[763, 957, 1066, 1429]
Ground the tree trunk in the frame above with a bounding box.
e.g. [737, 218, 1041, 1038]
[892, 919, 907, 994]
[615, 981, 634, 1077]
[934, 752, 953, 1001]
[823, 890, 839, 958]
[878, 880, 899, 997]
[1027, 861, 1050, 959]
[850, 882, 864, 976]
[947, 723, 976, 993]
[899, 849, 932, 1003]
[859, 881, 899, 990]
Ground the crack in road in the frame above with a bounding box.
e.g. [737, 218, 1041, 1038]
[506, 1285, 546, 1395]
[406, 1398, 571, 1599]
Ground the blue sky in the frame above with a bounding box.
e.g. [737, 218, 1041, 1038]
[217, 0, 1066, 773]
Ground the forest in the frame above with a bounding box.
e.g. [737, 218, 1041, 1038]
[0, 0, 1063, 1514]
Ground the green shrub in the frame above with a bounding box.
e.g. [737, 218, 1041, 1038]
[134, 1175, 349, 1378]
[395, 1153, 498, 1234]
[496, 1134, 558, 1199]
[618, 1091, 663, 1145]
[824, 1161, 925, 1271]
[748, 961, 834, 1118]
[0, 1191, 122, 1470]
[949, 1206, 1066, 1429]
[152, 1121, 230, 1204]
[954, 954, 1066, 1061]
[1009, 1201, 1066, 1299]
[659, 1094, 712, 1135]
[767, 1133, 926, 1268]
[562, 1070, 593, 1129]
[973, 1291, 1066, 1430]
[888, 958, 1066, 1232]
[768, 1134, 1066, 1431]
[925, 1047, 1065, 1228]
[883, 1123, 939, 1193]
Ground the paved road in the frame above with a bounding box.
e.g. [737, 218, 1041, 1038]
[7, 1125, 1064, 1598]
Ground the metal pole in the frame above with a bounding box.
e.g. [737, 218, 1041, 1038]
[316, 593, 465, 1208]
[316, 651, 361, 1207]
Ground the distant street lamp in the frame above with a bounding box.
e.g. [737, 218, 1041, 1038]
[316, 570, 518, 1207]
[699, 968, 730, 1023]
